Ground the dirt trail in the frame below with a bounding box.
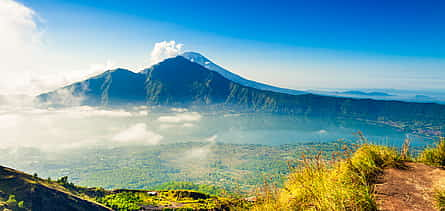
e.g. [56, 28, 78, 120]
[374, 162, 445, 211]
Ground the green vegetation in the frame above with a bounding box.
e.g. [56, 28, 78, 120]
[253, 144, 402, 210]
[0, 194, 26, 211]
[419, 137, 445, 166]
[97, 192, 141, 211]
[97, 190, 248, 211]
[6, 142, 344, 193]
[154, 181, 225, 196]
[418, 137, 445, 210]
[0, 166, 110, 211]
[435, 190, 445, 210]
[0, 164, 249, 210]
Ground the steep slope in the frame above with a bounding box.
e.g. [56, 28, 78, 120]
[181, 52, 305, 95]
[39, 68, 146, 106]
[0, 165, 111, 211]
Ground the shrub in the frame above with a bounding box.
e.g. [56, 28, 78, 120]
[419, 137, 445, 167]
[435, 190, 445, 210]
[6, 195, 17, 208]
[17, 201, 25, 208]
[97, 192, 141, 211]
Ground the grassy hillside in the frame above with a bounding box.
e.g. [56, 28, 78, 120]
[0, 165, 111, 211]
[0, 165, 248, 211]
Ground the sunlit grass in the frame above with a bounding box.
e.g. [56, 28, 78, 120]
[435, 189, 445, 211]
[419, 137, 445, 167]
[252, 144, 402, 210]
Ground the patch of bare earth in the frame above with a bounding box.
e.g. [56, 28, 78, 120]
[374, 162, 445, 211]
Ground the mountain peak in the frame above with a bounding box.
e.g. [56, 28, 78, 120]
[180, 52, 305, 95]
[180, 52, 209, 64]
[181, 51, 205, 58]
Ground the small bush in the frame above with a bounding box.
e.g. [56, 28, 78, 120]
[17, 201, 25, 208]
[6, 195, 17, 208]
[419, 137, 445, 166]
[435, 190, 445, 210]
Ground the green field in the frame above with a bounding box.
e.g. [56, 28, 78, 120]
[2, 141, 355, 193]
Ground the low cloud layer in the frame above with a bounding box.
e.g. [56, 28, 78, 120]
[157, 112, 202, 123]
[184, 135, 218, 161]
[0, 104, 157, 150]
[0, 100, 210, 151]
[112, 123, 162, 145]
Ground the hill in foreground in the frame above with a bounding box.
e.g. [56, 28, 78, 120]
[0, 166, 110, 211]
[0, 165, 247, 211]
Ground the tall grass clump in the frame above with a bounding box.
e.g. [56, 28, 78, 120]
[253, 144, 401, 211]
[435, 190, 445, 210]
[419, 137, 445, 167]
[400, 137, 412, 161]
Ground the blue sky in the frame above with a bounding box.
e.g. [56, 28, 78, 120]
[4, 0, 445, 94]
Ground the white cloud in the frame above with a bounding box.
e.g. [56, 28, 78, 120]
[206, 135, 218, 143]
[0, 0, 42, 94]
[186, 146, 211, 160]
[0, 0, 122, 95]
[0, 104, 160, 150]
[0, 0, 41, 55]
[0, 114, 20, 129]
[183, 135, 218, 160]
[182, 123, 195, 128]
[159, 122, 196, 130]
[150, 40, 184, 65]
[60, 106, 134, 118]
[38, 86, 86, 106]
[170, 108, 188, 113]
[112, 123, 162, 145]
[138, 110, 149, 116]
[317, 129, 328, 134]
[158, 112, 202, 123]
[24, 106, 138, 119]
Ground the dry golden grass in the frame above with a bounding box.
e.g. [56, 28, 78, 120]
[252, 144, 401, 211]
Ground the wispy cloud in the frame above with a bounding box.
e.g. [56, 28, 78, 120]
[157, 112, 202, 123]
[159, 122, 195, 130]
[183, 135, 218, 160]
[112, 123, 162, 145]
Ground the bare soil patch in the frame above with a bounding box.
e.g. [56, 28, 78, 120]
[375, 162, 445, 211]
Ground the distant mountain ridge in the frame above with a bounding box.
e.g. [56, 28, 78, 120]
[341, 91, 393, 97]
[37, 54, 445, 126]
[308, 89, 445, 104]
